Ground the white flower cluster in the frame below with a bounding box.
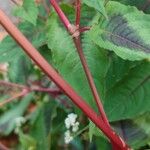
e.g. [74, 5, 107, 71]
[15, 117, 26, 127]
[64, 130, 73, 144]
[64, 113, 80, 144]
[14, 116, 26, 134]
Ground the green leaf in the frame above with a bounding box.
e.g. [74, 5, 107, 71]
[61, 4, 97, 26]
[113, 0, 147, 11]
[0, 36, 24, 63]
[95, 136, 111, 150]
[89, 1, 150, 61]
[114, 0, 150, 14]
[133, 113, 150, 148]
[46, 13, 109, 109]
[104, 55, 150, 121]
[19, 131, 37, 150]
[89, 121, 106, 142]
[112, 113, 150, 149]
[30, 100, 55, 150]
[13, 0, 38, 25]
[0, 20, 46, 63]
[8, 55, 31, 84]
[47, 4, 150, 123]
[83, 0, 107, 19]
[0, 93, 33, 135]
[39, 45, 52, 64]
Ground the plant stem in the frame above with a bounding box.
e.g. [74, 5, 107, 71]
[50, 1, 130, 149]
[50, 0, 110, 127]
[30, 86, 62, 95]
[50, 0, 71, 30]
[76, 0, 110, 126]
[79, 26, 91, 33]
[73, 37, 110, 127]
[74, 125, 89, 138]
[75, 0, 81, 26]
[0, 89, 29, 107]
[0, 80, 69, 107]
[0, 9, 129, 150]
[0, 143, 9, 150]
[0, 80, 62, 96]
[0, 80, 26, 89]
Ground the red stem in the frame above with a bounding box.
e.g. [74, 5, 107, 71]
[0, 143, 9, 150]
[49, 1, 129, 149]
[0, 80, 26, 89]
[31, 86, 62, 95]
[74, 0, 111, 130]
[50, 0, 71, 30]
[0, 89, 29, 107]
[79, 26, 91, 33]
[0, 9, 129, 150]
[50, 0, 110, 126]
[75, 0, 81, 26]
[0, 80, 62, 96]
[51, 0, 110, 126]
[73, 37, 110, 127]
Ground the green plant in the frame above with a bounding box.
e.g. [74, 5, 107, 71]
[0, 0, 150, 149]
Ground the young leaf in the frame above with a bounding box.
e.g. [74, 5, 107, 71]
[83, 0, 107, 19]
[89, 1, 150, 61]
[13, 0, 38, 25]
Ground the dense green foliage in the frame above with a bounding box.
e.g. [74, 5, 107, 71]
[0, 0, 150, 149]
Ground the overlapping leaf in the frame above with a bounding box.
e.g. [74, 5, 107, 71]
[89, 1, 150, 60]
[0, 94, 33, 135]
[61, 4, 96, 26]
[114, 0, 150, 14]
[13, 0, 38, 25]
[113, 113, 150, 149]
[30, 100, 57, 150]
[0, 20, 46, 63]
[8, 55, 31, 84]
[104, 55, 150, 121]
[46, 13, 109, 109]
[83, 0, 107, 18]
[46, 7, 150, 122]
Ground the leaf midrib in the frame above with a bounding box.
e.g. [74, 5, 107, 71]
[100, 29, 150, 53]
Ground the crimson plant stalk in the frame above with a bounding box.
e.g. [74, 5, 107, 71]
[50, 0, 110, 128]
[50, 0, 130, 149]
[0, 5, 129, 150]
